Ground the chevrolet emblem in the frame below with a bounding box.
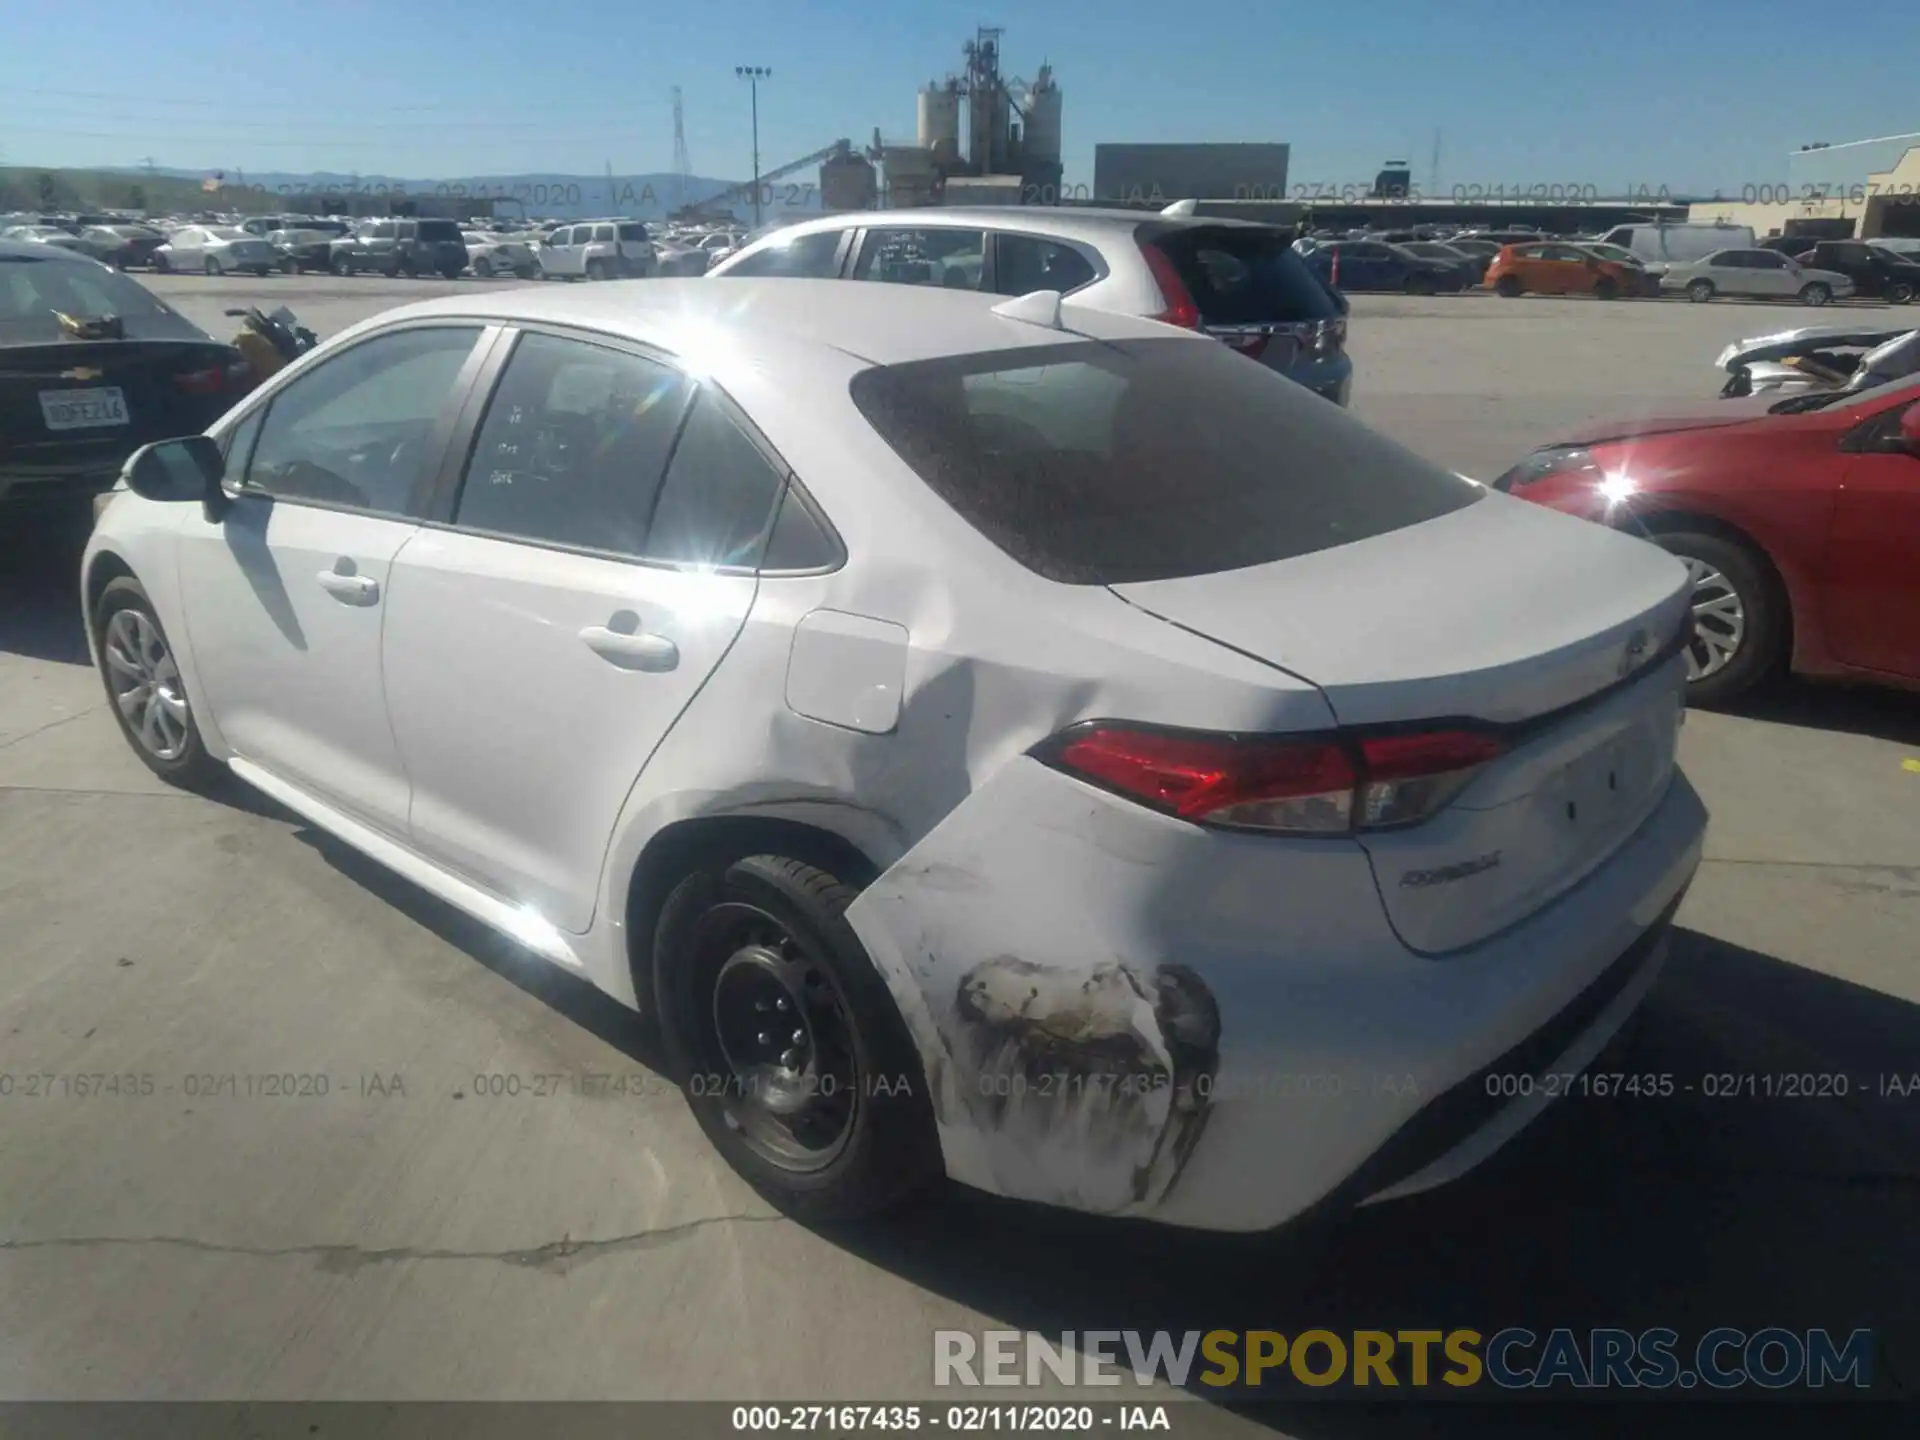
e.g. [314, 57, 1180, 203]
[61, 367, 105, 381]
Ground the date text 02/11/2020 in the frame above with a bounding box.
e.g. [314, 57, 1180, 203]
[730, 1405, 1171, 1433]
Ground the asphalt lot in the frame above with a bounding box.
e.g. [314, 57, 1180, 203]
[1, 273, 1917, 1426]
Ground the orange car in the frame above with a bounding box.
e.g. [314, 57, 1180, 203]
[1487, 241, 1640, 300]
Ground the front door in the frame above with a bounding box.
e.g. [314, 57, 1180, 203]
[175, 323, 493, 833]
[544, 226, 584, 277]
[1821, 395, 1920, 678]
[381, 328, 789, 933]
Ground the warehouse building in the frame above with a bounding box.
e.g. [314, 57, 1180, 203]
[1686, 134, 1920, 241]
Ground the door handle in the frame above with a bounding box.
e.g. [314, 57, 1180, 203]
[317, 570, 379, 604]
[579, 625, 678, 671]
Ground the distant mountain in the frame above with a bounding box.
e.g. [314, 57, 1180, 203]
[79, 166, 808, 221]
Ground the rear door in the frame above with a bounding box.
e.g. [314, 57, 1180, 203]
[380, 327, 782, 932]
[1742, 250, 1797, 296]
[1821, 391, 1920, 678]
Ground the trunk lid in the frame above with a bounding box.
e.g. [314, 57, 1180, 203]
[1110, 494, 1692, 953]
[0, 338, 243, 471]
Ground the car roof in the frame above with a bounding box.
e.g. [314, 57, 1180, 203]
[342, 276, 1202, 369]
[0, 238, 97, 262]
[749, 205, 1283, 242]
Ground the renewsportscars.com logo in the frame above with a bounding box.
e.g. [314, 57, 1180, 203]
[934, 1328, 1876, 1393]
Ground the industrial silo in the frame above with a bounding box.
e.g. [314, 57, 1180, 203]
[1023, 64, 1062, 168]
[917, 82, 962, 167]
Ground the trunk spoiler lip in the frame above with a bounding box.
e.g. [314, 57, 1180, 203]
[1717, 324, 1914, 371]
[1065, 595, 1691, 815]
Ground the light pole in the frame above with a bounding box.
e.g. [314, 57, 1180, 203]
[735, 65, 771, 229]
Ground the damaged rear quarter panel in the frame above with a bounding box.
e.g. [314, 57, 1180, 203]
[843, 755, 1402, 1220]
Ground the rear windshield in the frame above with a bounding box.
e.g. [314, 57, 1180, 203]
[849, 337, 1481, 585]
[1143, 224, 1338, 326]
[1, 254, 177, 331]
[416, 220, 461, 242]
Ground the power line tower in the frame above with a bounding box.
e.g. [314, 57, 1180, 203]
[672, 85, 692, 211]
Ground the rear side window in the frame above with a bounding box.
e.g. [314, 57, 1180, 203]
[453, 331, 694, 557]
[849, 337, 1481, 585]
[417, 220, 460, 242]
[1143, 226, 1337, 325]
[993, 234, 1096, 296]
[852, 228, 985, 289]
[618, 223, 648, 242]
[644, 391, 788, 567]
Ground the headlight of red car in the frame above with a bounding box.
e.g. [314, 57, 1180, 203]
[1492, 445, 1601, 492]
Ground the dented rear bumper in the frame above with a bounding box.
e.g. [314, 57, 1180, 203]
[844, 757, 1706, 1232]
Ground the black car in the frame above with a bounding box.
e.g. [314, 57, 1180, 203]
[328, 217, 468, 278]
[1781, 240, 1918, 304]
[269, 218, 351, 274]
[1296, 239, 1470, 294]
[0, 242, 245, 516]
[73, 225, 167, 270]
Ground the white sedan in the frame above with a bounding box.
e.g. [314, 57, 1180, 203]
[1649, 247, 1856, 305]
[153, 225, 280, 276]
[83, 280, 1705, 1228]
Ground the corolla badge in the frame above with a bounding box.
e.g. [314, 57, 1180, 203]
[1400, 851, 1503, 888]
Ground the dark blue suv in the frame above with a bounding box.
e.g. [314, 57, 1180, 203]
[1296, 238, 1470, 295]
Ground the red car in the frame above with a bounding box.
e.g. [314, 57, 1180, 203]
[1493, 378, 1920, 705]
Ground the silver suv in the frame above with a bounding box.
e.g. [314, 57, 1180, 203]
[707, 206, 1353, 404]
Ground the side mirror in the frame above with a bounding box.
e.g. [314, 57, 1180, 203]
[124, 435, 230, 520]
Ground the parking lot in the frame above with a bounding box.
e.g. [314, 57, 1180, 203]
[2, 276, 1917, 1421]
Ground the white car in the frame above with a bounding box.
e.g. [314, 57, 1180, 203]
[84, 280, 1706, 1228]
[463, 229, 538, 279]
[536, 219, 655, 280]
[1649, 248, 1856, 305]
[153, 225, 280, 276]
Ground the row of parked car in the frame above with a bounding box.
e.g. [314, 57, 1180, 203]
[1290, 221, 1920, 306]
[0, 211, 751, 283]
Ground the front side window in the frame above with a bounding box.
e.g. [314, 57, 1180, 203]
[244, 326, 482, 515]
[852, 228, 986, 289]
[849, 337, 1481, 585]
[451, 331, 694, 557]
[721, 229, 847, 278]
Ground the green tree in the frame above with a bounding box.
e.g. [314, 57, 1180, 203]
[128, 183, 149, 213]
[36, 171, 59, 208]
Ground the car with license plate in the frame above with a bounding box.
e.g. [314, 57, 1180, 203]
[84, 278, 1705, 1229]
[1495, 376, 1920, 704]
[0, 241, 246, 517]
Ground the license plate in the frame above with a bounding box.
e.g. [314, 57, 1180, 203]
[39, 387, 129, 431]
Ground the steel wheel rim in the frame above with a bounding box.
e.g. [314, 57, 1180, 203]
[699, 901, 858, 1172]
[1683, 558, 1746, 681]
[103, 609, 191, 760]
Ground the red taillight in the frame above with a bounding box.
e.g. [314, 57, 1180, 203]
[1139, 243, 1200, 329]
[1037, 723, 1506, 835]
[173, 366, 224, 394]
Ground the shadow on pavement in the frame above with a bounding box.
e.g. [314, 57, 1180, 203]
[1722, 682, 1920, 748]
[808, 926, 1919, 1429]
[0, 508, 92, 664]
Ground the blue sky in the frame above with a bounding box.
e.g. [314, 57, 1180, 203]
[1, 0, 1911, 193]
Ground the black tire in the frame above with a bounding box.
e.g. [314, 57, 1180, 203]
[1885, 281, 1913, 305]
[1494, 274, 1522, 298]
[1686, 278, 1715, 303]
[1650, 530, 1783, 708]
[1799, 282, 1831, 307]
[586, 259, 609, 282]
[203, 257, 220, 276]
[280, 256, 297, 274]
[1594, 275, 1619, 301]
[655, 853, 942, 1222]
[93, 577, 226, 792]
[153, 252, 170, 273]
[473, 255, 493, 278]
[331, 252, 354, 277]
